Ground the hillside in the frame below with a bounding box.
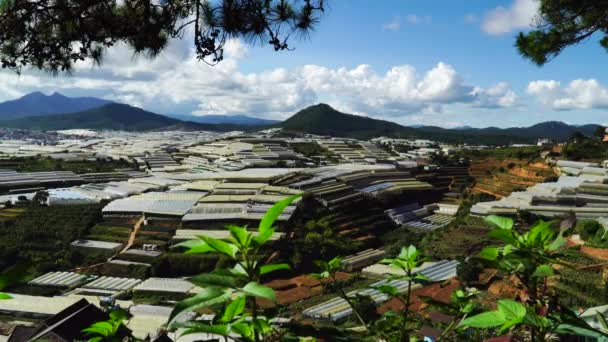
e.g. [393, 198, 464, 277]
[458, 121, 600, 141]
[0, 103, 235, 131]
[0, 92, 113, 119]
[280, 103, 420, 139]
[169, 114, 279, 126]
[280, 104, 600, 144]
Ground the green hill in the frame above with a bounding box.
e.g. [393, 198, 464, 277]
[280, 103, 419, 138]
[280, 104, 600, 145]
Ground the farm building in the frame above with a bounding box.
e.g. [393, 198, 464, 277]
[70, 239, 123, 254]
[341, 249, 386, 272]
[133, 277, 196, 295]
[102, 191, 205, 219]
[471, 170, 608, 219]
[385, 203, 457, 230]
[303, 260, 459, 321]
[28, 272, 90, 289]
[0, 171, 84, 193]
[172, 229, 285, 243]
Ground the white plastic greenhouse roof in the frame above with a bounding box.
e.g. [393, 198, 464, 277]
[133, 278, 195, 293]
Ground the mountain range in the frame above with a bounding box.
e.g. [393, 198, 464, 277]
[0, 92, 114, 119]
[281, 103, 601, 144]
[0, 92, 273, 126]
[0, 92, 602, 144]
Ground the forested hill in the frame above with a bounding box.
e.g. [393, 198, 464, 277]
[279, 103, 601, 145]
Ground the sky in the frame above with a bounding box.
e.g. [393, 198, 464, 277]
[2, 0, 608, 128]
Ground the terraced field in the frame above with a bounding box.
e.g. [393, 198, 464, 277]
[84, 223, 133, 244]
[469, 160, 556, 198]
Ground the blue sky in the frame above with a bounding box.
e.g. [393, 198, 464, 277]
[1, 0, 608, 128]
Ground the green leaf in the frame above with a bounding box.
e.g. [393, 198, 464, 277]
[555, 323, 608, 339]
[328, 256, 343, 270]
[242, 282, 276, 301]
[201, 236, 239, 258]
[479, 246, 499, 260]
[0, 292, 11, 300]
[547, 230, 567, 251]
[232, 263, 248, 276]
[189, 270, 244, 288]
[253, 226, 276, 246]
[258, 194, 301, 234]
[375, 284, 399, 297]
[253, 317, 273, 335]
[220, 296, 246, 323]
[232, 322, 254, 340]
[259, 263, 291, 275]
[485, 215, 514, 230]
[488, 228, 518, 245]
[174, 321, 230, 336]
[532, 264, 554, 278]
[82, 322, 113, 336]
[109, 309, 128, 322]
[458, 311, 506, 329]
[527, 220, 555, 247]
[169, 287, 231, 323]
[497, 299, 526, 321]
[176, 239, 216, 254]
[228, 225, 252, 248]
[596, 312, 608, 330]
[414, 273, 430, 281]
[87, 337, 104, 342]
[398, 245, 419, 262]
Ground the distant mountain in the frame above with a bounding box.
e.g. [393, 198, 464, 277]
[280, 104, 601, 145]
[416, 121, 600, 141]
[0, 103, 240, 132]
[0, 92, 114, 119]
[169, 114, 279, 126]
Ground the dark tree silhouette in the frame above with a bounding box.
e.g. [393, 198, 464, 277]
[0, 0, 325, 73]
[517, 0, 608, 65]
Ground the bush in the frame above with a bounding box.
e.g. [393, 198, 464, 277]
[153, 253, 223, 277]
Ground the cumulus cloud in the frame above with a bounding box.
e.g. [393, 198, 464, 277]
[0, 39, 517, 120]
[471, 82, 519, 108]
[382, 17, 401, 31]
[528, 79, 608, 110]
[482, 0, 539, 35]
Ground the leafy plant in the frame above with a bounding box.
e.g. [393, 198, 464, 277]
[421, 288, 481, 341]
[312, 256, 371, 329]
[374, 245, 428, 342]
[168, 194, 301, 342]
[83, 309, 131, 342]
[314, 245, 429, 342]
[458, 215, 608, 341]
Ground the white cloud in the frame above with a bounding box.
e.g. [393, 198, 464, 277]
[0, 40, 517, 120]
[471, 82, 519, 108]
[382, 17, 401, 31]
[482, 0, 539, 35]
[383, 15, 431, 31]
[528, 79, 608, 110]
[405, 15, 432, 25]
